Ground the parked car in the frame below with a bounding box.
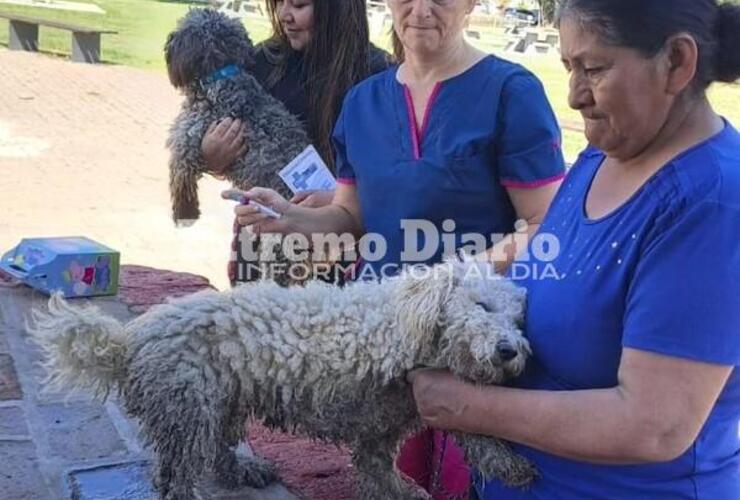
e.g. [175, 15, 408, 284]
[504, 7, 539, 26]
[473, 0, 495, 15]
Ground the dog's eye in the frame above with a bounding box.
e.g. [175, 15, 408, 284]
[476, 302, 492, 313]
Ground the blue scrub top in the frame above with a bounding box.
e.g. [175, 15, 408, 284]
[334, 56, 565, 277]
[477, 121, 740, 499]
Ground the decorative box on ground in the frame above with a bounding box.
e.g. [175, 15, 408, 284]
[0, 237, 120, 298]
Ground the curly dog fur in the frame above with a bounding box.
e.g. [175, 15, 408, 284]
[30, 260, 537, 499]
[165, 9, 310, 285]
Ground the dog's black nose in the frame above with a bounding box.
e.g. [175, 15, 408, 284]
[496, 341, 518, 361]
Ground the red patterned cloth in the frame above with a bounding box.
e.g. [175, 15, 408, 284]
[0, 269, 21, 288]
[227, 218, 240, 285]
[248, 423, 355, 500]
[247, 424, 470, 499]
[118, 265, 214, 313]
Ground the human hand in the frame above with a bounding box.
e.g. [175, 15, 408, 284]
[407, 368, 468, 430]
[202, 118, 248, 177]
[227, 187, 293, 234]
[290, 190, 335, 208]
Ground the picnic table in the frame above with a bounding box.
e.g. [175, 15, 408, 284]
[505, 28, 560, 56]
[210, 0, 266, 19]
[0, 11, 116, 63]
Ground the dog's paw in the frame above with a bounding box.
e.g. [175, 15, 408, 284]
[239, 455, 279, 489]
[493, 454, 539, 489]
[403, 488, 432, 500]
[370, 478, 431, 500]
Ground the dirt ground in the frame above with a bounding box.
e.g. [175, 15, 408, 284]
[0, 48, 236, 290]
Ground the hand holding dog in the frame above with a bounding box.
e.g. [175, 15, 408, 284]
[408, 368, 470, 431]
[202, 118, 248, 177]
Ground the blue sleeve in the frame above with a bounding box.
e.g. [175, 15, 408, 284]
[496, 72, 566, 188]
[332, 95, 355, 184]
[623, 201, 740, 365]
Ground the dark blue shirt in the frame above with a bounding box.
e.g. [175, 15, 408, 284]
[250, 44, 391, 143]
[478, 121, 740, 499]
[334, 56, 565, 277]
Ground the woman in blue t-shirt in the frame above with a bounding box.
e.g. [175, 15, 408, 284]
[407, 0, 740, 498]
[233, 0, 565, 496]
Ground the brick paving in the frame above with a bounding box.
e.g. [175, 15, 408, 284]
[0, 49, 298, 500]
[0, 48, 235, 292]
[0, 353, 24, 400]
[0, 281, 299, 500]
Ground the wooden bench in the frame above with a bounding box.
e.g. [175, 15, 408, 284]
[0, 12, 116, 63]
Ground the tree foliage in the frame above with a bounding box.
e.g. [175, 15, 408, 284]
[537, 0, 558, 25]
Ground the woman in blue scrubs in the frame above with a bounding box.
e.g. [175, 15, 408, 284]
[407, 0, 740, 498]
[234, 0, 565, 496]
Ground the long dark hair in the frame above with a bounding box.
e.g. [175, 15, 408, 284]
[558, 0, 740, 89]
[262, 0, 373, 169]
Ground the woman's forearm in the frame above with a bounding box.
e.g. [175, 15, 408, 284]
[284, 203, 362, 239]
[411, 349, 732, 466]
[453, 383, 681, 465]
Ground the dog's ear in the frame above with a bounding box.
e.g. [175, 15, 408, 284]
[165, 9, 256, 89]
[212, 10, 256, 74]
[164, 30, 189, 88]
[165, 11, 206, 89]
[395, 262, 458, 349]
[169, 163, 201, 225]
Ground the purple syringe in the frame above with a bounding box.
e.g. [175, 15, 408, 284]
[221, 189, 282, 219]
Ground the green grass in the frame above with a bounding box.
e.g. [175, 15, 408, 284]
[509, 53, 740, 161]
[0, 3, 737, 160]
[0, 0, 195, 70]
[0, 0, 274, 69]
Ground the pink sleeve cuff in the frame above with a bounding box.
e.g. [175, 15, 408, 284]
[500, 173, 565, 189]
[337, 177, 356, 186]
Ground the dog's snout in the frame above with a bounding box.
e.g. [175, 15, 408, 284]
[496, 341, 518, 361]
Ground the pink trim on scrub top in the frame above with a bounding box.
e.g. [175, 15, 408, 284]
[500, 172, 566, 189]
[403, 82, 443, 160]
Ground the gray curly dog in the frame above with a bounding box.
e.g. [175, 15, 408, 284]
[30, 260, 537, 499]
[165, 9, 309, 285]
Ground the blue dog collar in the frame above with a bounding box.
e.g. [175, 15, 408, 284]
[200, 64, 241, 86]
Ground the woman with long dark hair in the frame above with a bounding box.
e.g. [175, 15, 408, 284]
[202, 0, 390, 284]
[258, 0, 389, 167]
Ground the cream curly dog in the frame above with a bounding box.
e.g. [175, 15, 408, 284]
[30, 260, 536, 499]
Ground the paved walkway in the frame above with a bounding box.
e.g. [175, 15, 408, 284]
[0, 49, 299, 499]
[0, 282, 298, 500]
[0, 48, 235, 291]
